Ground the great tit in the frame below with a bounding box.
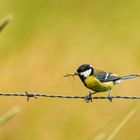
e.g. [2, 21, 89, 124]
[74, 64, 140, 102]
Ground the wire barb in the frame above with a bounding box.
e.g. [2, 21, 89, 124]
[25, 91, 38, 102]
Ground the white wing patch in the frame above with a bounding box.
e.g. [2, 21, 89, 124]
[80, 69, 92, 77]
[105, 73, 109, 80]
[105, 73, 121, 83]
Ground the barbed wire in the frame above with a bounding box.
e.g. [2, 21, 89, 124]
[0, 92, 140, 102]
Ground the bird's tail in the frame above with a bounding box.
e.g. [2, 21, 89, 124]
[121, 74, 140, 80]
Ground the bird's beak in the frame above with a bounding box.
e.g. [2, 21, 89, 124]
[74, 72, 78, 76]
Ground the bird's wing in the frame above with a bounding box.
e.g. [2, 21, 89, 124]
[94, 69, 121, 82]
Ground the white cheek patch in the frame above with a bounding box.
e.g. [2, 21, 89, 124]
[80, 69, 92, 77]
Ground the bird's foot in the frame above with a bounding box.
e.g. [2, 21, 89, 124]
[108, 94, 112, 102]
[84, 92, 93, 103]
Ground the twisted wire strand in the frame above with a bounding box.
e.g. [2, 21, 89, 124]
[0, 92, 140, 101]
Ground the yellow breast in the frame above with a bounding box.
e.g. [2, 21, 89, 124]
[84, 76, 114, 92]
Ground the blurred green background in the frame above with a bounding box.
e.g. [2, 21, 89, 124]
[0, 0, 140, 140]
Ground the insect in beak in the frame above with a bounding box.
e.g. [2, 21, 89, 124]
[64, 72, 78, 77]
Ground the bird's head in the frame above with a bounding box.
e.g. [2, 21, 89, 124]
[75, 64, 94, 79]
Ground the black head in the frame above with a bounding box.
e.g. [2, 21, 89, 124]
[76, 64, 94, 78]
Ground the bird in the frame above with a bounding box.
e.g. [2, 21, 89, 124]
[73, 64, 140, 102]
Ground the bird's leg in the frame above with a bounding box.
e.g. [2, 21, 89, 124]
[85, 91, 97, 103]
[108, 89, 112, 102]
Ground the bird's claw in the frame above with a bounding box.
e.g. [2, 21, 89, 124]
[85, 92, 93, 103]
[108, 94, 112, 102]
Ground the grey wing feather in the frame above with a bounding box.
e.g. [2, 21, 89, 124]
[94, 70, 121, 82]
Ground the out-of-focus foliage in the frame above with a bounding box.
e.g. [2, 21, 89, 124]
[0, 15, 12, 33]
[0, 0, 140, 140]
[0, 107, 20, 126]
